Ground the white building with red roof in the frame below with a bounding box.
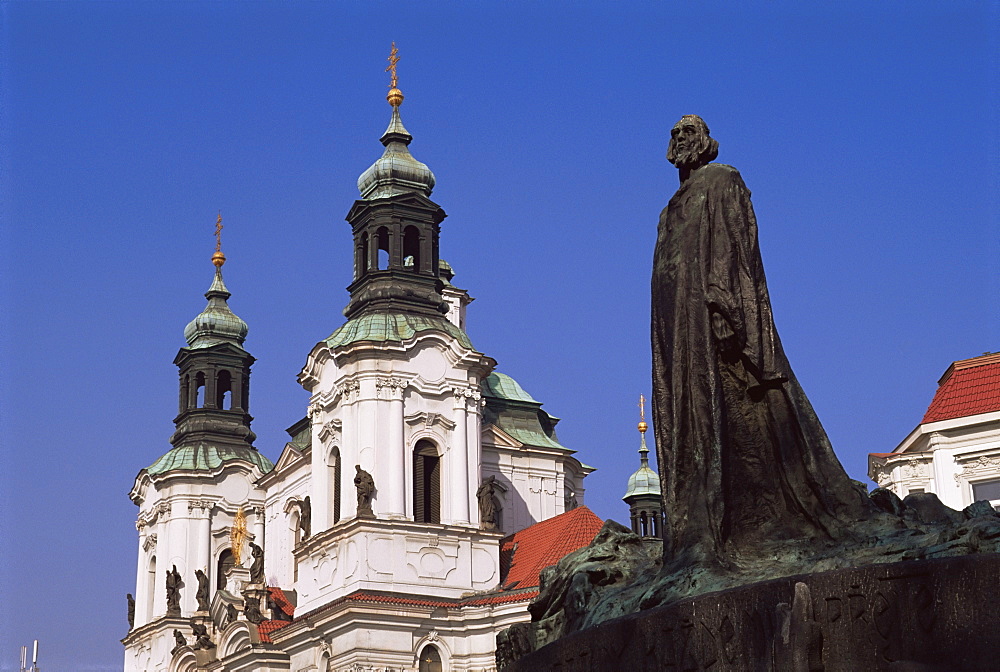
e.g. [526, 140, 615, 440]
[869, 352, 1000, 510]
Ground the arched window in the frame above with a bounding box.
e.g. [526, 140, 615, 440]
[413, 440, 441, 524]
[639, 511, 648, 537]
[147, 555, 157, 620]
[418, 645, 442, 672]
[216, 370, 232, 410]
[359, 234, 369, 277]
[217, 549, 234, 593]
[329, 447, 342, 525]
[403, 225, 421, 272]
[376, 226, 390, 270]
[195, 372, 206, 407]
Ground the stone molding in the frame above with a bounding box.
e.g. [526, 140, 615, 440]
[404, 411, 456, 432]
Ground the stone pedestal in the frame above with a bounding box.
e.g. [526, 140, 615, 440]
[499, 553, 1000, 672]
[225, 565, 251, 594]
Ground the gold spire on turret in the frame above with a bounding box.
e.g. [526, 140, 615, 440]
[212, 211, 226, 267]
[638, 394, 648, 434]
[386, 42, 404, 107]
[230, 505, 248, 565]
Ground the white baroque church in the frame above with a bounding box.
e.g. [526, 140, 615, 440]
[122, 76, 603, 672]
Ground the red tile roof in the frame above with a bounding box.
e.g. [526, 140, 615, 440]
[257, 619, 290, 643]
[500, 506, 604, 590]
[922, 353, 1000, 424]
[268, 587, 295, 617]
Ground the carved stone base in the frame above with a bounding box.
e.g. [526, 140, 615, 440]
[225, 565, 252, 594]
[498, 553, 1000, 671]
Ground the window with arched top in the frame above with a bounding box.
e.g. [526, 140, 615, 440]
[216, 549, 234, 593]
[180, 374, 190, 413]
[419, 645, 442, 672]
[413, 440, 441, 524]
[195, 372, 206, 407]
[216, 370, 232, 409]
[403, 225, 421, 273]
[329, 447, 342, 525]
[147, 555, 157, 620]
[376, 226, 390, 270]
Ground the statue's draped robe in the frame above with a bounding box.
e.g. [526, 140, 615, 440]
[652, 163, 870, 560]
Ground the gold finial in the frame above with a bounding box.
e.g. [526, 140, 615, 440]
[230, 506, 248, 565]
[386, 42, 404, 107]
[638, 394, 648, 433]
[212, 211, 226, 267]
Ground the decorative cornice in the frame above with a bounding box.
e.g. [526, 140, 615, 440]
[143, 533, 158, 552]
[318, 418, 343, 443]
[954, 455, 1000, 483]
[404, 411, 456, 432]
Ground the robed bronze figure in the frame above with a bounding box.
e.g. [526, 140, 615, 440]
[652, 115, 871, 564]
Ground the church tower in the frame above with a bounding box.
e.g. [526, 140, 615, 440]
[623, 395, 663, 540]
[124, 224, 273, 672]
[285, 48, 502, 617]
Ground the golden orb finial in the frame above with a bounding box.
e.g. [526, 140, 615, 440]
[385, 42, 403, 107]
[212, 211, 226, 266]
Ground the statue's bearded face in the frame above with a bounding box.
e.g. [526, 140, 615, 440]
[666, 115, 719, 170]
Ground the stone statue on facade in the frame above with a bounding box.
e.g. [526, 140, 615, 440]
[477, 475, 500, 531]
[194, 568, 210, 611]
[224, 603, 238, 627]
[243, 595, 263, 624]
[171, 629, 187, 654]
[165, 565, 182, 614]
[248, 541, 265, 584]
[299, 495, 311, 539]
[354, 465, 375, 517]
[126, 593, 135, 630]
[191, 619, 215, 650]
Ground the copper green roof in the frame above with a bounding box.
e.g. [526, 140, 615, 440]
[146, 443, 274, 476]
[482, 372, 566, 451]
[325, 312, 473, 350]
[483, 372, 538, 403]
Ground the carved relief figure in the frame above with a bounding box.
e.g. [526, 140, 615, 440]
[355, 465, 375, 517]
[165, 565, 182, 614]
[243, 595, 263, 624]
[171, 628, 187, 653]
[652, 115, 872, 563]
[194, 568, 210, 611]
[477, 475, 500, 531]
[126, 593, 135, 630]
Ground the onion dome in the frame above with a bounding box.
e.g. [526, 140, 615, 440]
[623, 409, 661, 500]
[183, 256, 249, 348]
[356, 95, 436, 200]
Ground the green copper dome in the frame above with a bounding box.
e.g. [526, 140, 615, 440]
[183, 268, 249, 348]
[146, 443, 273, 476]
[483, 372, 538, 403]
[325, 312, 473, 350]
[623, 431, 661, 500]
[357, 106, 436, 200]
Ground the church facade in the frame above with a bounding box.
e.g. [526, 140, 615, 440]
[122, 80, 598, 672]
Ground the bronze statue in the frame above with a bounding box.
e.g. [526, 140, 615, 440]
[652, 115, 872, 565]
[299, 495, 312, 539]
[354, 465, 375, 517]
[249, 541, 265, 584]
[194, 568, 210, 611]
[126, 593, 135, 630]
[191, 619, 215, 650]
[165, 565, 182, 614]
[477, 476, 499, 531]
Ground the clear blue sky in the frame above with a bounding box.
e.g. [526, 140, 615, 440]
[1, 2, 996, 668]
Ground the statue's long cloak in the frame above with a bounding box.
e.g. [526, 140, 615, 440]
[652, 163, 870, 560]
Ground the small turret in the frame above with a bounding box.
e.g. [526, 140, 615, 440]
[623, 395, 663, 540]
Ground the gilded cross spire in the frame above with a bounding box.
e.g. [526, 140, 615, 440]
[212, 211, 226, 267]
[637, 394, 650, 466]
[386, 42, 404, 107]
